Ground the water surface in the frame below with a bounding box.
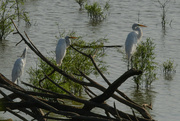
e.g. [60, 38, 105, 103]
[0, 0, 180, 120]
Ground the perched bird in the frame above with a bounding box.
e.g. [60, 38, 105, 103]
[125, 23, 147, 70]
[12, 47, 28, 84]
[55, 36, 77, 66]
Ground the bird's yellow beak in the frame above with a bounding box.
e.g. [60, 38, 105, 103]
[69, 37, 78, 39]
[138, 24, 147, 27]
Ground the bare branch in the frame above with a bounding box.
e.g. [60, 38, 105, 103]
[6, 108, 28, 121]
[71, 45, 110, 85]
[83, 69, 142, 110]
[44, 73, 75, 97]
[73, 44, 123, 48]
[0, 20, 155, 121]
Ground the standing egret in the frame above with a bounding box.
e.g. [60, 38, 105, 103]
[12, 47, 28, 84]
[55, 36, 77, 66]
[125, 23, 147, 70]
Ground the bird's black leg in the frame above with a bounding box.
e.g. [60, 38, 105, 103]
[131, 56, 133, 69]
[127, 60, 130, 70]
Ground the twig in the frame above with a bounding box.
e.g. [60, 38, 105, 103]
[6, 108, 28, 121]
[71, 45, 111, 85]
[113, 102, 121, 120]
[84, 86, 97, 98]
[15, 39, 23, 46]
[22, 81, 61, 96]
[42, 116, 70, 120]
[0, 90, 12, 101]
[142, 103, 152, 110]
[73, 43, 123, 48]
[39, 69, 55, 87]
[78, 69, 105, 90]
[24, 31, 45, 59]
[131, 108, 139, 121]
[44, 74, 74, 97]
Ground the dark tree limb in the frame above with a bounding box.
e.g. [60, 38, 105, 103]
[44, 74, 75, 97]
[0, 74, 46, 121]
[73, 44, 123, 48]
[83, 69, 142, 109]
[39, 69, 55, 87]
[84, 86, 97, 98]
[92, 69, 142, 103]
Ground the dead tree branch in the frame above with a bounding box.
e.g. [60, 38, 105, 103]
[0, 20, 154, 121]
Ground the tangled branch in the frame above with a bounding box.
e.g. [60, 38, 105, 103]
[0, 20, 154, 121]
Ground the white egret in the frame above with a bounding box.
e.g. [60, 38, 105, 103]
[125, 23, 147, 70]
[12, 47, 28, 84]
[55, 36, 77, 66]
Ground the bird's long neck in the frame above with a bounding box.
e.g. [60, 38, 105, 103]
[134, 27, 143, 41]
[21, 49, 27, 59]
[65, 39, 71, 47]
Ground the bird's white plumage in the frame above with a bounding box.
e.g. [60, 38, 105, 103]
[12, 58, 25, 83]
[125, 23, 146, 69]
[125, 31, 138, 60]
[12, 47, 28, 84]
[56, 38, 67, 66]
[55, 36, 76, 66]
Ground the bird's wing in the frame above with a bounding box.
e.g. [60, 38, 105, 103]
[55, 39, 66, 66]
[12, 58, 24, 83]
[125, 32, 138, 59]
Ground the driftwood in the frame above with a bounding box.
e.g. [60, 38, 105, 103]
[0, 20, 155, 121]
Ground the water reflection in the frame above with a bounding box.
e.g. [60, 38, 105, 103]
[0, 40, 9, 52]
[163, 72, 175, 81]
[161, 27, 167, 37]
[130, 88, 156, 112]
